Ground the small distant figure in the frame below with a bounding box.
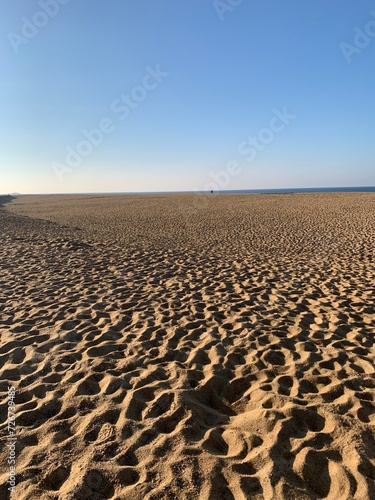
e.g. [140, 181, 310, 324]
[210, 190, 213, 194]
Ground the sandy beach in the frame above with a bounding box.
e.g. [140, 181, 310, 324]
[0, 192, 374, 499]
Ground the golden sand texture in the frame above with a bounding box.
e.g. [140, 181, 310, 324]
[0, 192, 374, 499]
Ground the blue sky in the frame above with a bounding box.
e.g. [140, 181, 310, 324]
[1, 0, 375, 193]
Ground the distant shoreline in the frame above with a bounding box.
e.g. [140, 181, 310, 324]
[3, 186, 375, 196]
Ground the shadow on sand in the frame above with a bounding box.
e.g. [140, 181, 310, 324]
[0, 195, 15, 208]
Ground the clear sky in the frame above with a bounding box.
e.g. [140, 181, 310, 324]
[1, 0, 375, 194]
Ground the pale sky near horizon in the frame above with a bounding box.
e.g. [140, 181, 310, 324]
[1, 0, 375, 194]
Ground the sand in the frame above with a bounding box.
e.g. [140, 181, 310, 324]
[0, 192, 374, 499]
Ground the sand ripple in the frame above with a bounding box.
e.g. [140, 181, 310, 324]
[0, 193, 374, 499]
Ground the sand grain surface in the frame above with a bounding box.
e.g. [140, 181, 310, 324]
[0, 193, 374, 499]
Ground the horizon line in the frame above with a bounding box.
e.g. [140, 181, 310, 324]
[4, 185, 375, 196]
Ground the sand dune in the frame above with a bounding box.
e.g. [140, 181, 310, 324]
[0, 193, 374, 499]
